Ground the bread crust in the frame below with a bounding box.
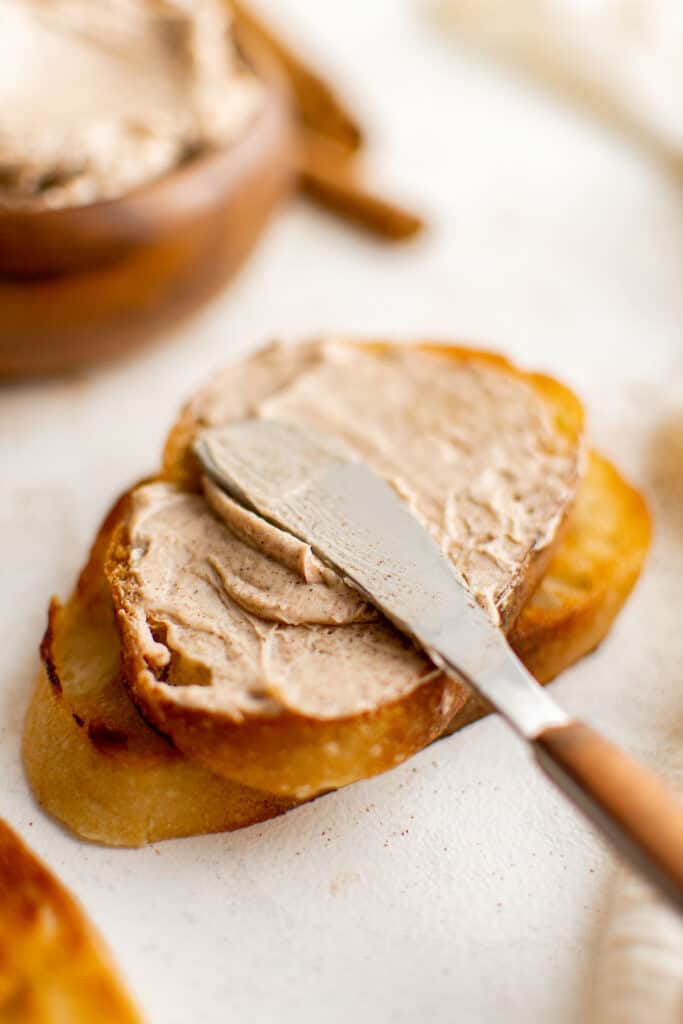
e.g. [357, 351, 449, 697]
[510, 451, 651, 679]
[0, 818, 142, 1020]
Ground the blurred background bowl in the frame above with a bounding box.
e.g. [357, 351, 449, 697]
[0, 71, 295, 378]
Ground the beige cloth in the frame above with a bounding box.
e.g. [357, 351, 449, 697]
[592, 859, 683, 1023]
[588, 407, 683, 1021]
[431, 0, 683, 168]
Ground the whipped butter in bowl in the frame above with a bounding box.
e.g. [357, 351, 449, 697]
[0, 0, 264, 210]
[0, 0, 295, 375]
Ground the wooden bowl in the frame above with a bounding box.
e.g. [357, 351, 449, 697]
[0, 83, 295, 377]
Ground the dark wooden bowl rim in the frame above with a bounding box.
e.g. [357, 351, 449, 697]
[0, 84, 285, 278]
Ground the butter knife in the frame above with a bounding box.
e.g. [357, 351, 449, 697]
[195, 419, 683, 913]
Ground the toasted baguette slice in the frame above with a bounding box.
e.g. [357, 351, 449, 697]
[24, 493, 295, 848]
[109, 341, 584, 798]
[24, 449, 648, 845]
[0, 818, 142, 1021]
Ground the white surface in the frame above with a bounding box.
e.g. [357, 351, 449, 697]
[434, 0, 683, 155]
[2, 2, 683, 1022]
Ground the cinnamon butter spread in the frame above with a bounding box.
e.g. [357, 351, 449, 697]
[0, 0, 263, 209]
[120, 342, 582, 720]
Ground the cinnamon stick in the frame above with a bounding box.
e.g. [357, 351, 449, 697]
[230, 0, 362, 152]
[298, 132, 424, 241]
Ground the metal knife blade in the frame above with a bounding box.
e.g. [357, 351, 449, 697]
[194, 419, 567, 738]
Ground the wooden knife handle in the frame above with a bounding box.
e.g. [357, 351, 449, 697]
[534, 720, 683, 911]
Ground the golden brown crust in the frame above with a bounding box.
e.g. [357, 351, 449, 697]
[24, 667, 296, 846]
[510, 450, 651, 679]
[0, 819, 142, 1021]
[114, 621, 464, 799]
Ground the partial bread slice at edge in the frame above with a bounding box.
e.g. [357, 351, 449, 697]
[0, 818, 142, 1020]
[111, 341, 585, 799]
[24, 450, 649, 845]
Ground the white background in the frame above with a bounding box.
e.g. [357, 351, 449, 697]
[2, 2, 683, 1021]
